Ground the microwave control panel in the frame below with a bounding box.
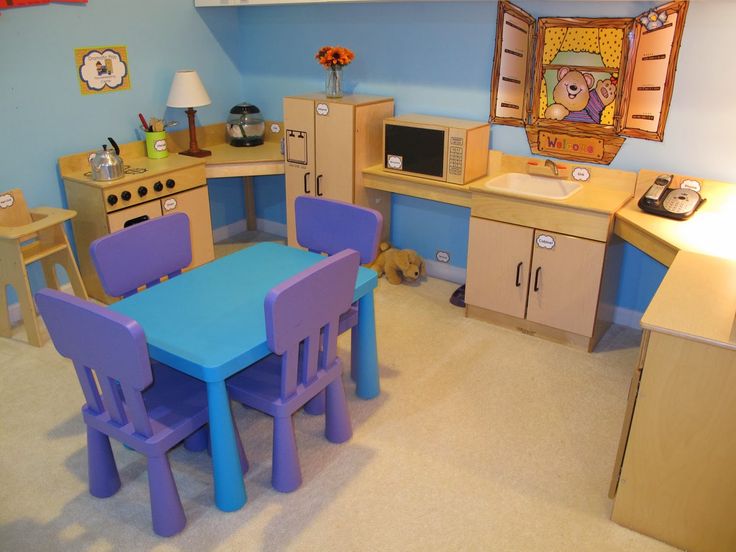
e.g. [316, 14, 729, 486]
[446, 128, 467, 184]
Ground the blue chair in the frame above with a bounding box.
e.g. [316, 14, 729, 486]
[89, 213, 192, 299]
[35, 288, 245, 537]
[226, 249, 359, 492]
[295, 196, 382, 408]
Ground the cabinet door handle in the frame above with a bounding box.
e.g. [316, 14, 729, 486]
[303, 172, 311, 194]
[515, 262, 523, 287]
[533, 266, 542, 292]
[316, 174, 324, 196]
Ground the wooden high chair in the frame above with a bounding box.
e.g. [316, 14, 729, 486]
[0, 188, 87, 346]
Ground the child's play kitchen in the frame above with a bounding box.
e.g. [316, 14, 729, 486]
[2, 0, 736, 550]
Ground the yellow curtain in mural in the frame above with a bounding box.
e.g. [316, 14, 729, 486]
[538, 26, 623, 124]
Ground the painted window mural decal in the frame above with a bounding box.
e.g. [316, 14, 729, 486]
[489, 0, 689, 164]
[75, 46, 130, 95]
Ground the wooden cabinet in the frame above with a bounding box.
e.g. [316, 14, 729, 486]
[466, 217, 605, 340]
[59, 152, 214, 304]
[609, 252, 736, 552]
[283, 94, 394, 246]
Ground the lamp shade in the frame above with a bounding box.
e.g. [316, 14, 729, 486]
[166, 70, 211, 108]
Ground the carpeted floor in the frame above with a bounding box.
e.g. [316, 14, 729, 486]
[0, 248, 680, 551]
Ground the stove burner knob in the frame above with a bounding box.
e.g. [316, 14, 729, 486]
[153, 181, 164, 192]
[138, 186, 148, 197]
[166, 178, 176, 189]
[107, 194, 118, 206]
[121, 191, 132, 201]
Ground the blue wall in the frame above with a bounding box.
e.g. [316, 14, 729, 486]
[2, 1, 735, 317]
[234, 0, 736, 314]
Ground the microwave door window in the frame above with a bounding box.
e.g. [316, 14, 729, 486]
[385, 125, 445, 178]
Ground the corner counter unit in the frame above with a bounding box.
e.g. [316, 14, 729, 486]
[283, 93, 394, 245]
[464, 152, 636, 351]
[609, 251, 736, 552]
[60, 148, 214, 304]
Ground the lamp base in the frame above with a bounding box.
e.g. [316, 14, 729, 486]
[179, 149, 211, 158]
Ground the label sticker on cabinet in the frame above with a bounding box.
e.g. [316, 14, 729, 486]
[163, 198, 177, 211]
[572, 167, 590, 181]
[0, 193, 14, 209]
[316, 103, 329, 116]
[270, 123, 281, 134]
[536, 234, 555, 249]
[386, 155, 403, 170]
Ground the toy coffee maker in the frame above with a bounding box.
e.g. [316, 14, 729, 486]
[226, 102, 265, 147]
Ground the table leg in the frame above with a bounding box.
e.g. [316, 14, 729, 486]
[244, 176, 257, 232]
[206, 380, 247, 511]
[353, 291, 380, 399]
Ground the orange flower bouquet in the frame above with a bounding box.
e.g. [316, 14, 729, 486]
[316, 45, 354, 98]
[315, 45, 355, 68]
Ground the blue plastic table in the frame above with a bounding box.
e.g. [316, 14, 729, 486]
[110, 242, 379, 512]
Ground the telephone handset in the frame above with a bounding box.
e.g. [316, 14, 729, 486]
[638, 174, 705, 220]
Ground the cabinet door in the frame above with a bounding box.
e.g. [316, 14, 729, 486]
[526, 230, 605, 336]
[284, 97, 316, 246]
[107, 201, 162, 232]
[314, 100, 354, 204]
[161, 185, 214, 270]
[465, 217, 533, 318]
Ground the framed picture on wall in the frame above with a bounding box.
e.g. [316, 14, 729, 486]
[75, 46, 131, 95]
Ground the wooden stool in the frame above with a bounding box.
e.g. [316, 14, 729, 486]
[0, 188, 87, 346]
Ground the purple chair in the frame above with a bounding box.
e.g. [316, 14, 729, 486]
[35, 288, 244, 537]
[89, 212, 212, 452]
[89, 213, 192, 298]
[294, 196, 382, 406]
[226, 249, 359, 493]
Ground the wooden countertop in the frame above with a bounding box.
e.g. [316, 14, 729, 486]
[614, 169, 736, 266]
[641, 251, 736, 349]
[362, 164, 473, 207]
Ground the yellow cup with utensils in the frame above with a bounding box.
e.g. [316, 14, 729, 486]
[145, 130, 168, 159]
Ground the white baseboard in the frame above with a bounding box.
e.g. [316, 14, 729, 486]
[611, 306, 643, 329]
[212, 218, 286, 242]
[424, 260, 466, 285]
[257, 218, 287, 237]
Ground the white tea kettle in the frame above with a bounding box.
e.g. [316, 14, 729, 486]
[89, 137, 124, 181]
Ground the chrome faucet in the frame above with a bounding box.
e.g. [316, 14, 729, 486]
[544, 158, 559, 177]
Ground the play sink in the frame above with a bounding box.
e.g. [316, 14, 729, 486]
[483, 172, 582, 200]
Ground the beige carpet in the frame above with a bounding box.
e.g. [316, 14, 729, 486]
[0, 271, 680, 551]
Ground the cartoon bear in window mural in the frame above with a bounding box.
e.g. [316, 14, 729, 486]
[544, 67, 616, 124]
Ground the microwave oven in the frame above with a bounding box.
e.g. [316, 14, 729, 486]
[383, 114, 490, 185]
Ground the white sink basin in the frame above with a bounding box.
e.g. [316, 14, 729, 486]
[483, 172, 582, 200]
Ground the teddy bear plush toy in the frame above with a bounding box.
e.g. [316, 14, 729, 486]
[369, 242, 426, 285]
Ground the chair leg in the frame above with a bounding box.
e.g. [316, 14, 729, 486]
[235, 425, 249, 476]
[271, 414, 301, 493]
[11, 270, 44, 347]
[54, 246, 88, 299]
[0, 284, 11, 338]
[325, 378, 352, 444]
[40, 258, 60, 291]
[304, 391, 326, 416]
[147, 454, 186, 537]
[183, 426, 208, 452]
[86, 427, 121, 498]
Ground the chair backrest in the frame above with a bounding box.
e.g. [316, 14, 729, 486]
[90, 213, 192, 298]
[295, 196, 383, 265]
[35, 288, 156, 437]
[0, 189, 32, 229]
[265, 248, 359, 400]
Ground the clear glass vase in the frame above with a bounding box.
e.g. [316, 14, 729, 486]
[325, 65, 344, 98]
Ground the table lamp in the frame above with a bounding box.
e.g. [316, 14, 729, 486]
[166, 70, 212, 157]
